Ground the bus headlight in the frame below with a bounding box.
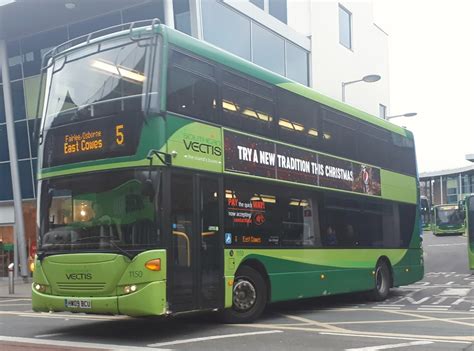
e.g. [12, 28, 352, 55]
[123, 285, 137, 294]
[34, 283, 47, 293]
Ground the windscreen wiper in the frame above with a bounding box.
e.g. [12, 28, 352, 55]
[72, 236, 135, 259]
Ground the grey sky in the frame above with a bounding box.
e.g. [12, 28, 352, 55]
[373, 0, 473, 172]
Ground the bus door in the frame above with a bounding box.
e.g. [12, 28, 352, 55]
[168, 172, 222, 312]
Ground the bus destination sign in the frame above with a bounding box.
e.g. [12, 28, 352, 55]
[224, 130, 381, 196]
[43, 115, 140, 167]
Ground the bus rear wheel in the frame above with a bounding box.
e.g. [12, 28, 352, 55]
[221, 266, 267, 323]
[370, 260, 391, 301]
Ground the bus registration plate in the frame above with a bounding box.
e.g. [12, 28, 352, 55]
[65, 299, 91, 309]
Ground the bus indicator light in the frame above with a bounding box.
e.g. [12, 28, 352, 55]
[145, 259, 161, 271]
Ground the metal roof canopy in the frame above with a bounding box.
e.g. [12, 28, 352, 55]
[0, 0, 148, 40]
[420, 164, 474, 179]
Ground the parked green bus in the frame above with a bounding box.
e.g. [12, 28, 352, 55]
[465, 195, 474, 270]
[420, 196, 431, 230]
[432, 204, 465, 236]
[32, 21, 423, 322]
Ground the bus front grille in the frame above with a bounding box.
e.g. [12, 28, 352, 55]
[56, 282, 107, 292]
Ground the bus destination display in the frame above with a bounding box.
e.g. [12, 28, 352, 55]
[43, 115, 140, 167]
[224, 130, 381, 196]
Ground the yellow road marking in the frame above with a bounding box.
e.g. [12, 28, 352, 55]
[382, 309, 474, 328]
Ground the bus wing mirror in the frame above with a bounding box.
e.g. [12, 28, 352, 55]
[146, 149, 172, 166]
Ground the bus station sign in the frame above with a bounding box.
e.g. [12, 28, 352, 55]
[224, 130, 381, 196]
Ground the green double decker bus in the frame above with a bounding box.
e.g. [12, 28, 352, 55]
[465, 195, 474, 270]
[32, 21, 423, 322]
[432, 204, 465, 236]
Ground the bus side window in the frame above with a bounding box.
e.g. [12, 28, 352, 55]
[221, 70, 274, 137]
[167, 49, 218, 123]
[276, 88, 320, 150]
[321, 108, 357, 161]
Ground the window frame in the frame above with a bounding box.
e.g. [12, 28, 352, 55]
[220, 67, 276, 138]
[166, 47, 220, 124]
[338, 4, 353, 50]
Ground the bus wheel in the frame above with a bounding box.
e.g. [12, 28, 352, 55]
[370, 261, 391, 301]
[222, 266, 267, 323]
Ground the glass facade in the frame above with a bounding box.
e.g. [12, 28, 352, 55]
[420, 171, 474, 206]
[446, 177, 458, 204]
[202, 0, 252, 60]
[202, 0, 308, 85]
[252, 23, 285, 76]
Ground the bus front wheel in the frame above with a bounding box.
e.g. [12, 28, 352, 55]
[221, 266, 267, 323]
[370, 260, 391, 301]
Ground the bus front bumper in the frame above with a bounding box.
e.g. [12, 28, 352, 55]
[32, 280, 167, 317]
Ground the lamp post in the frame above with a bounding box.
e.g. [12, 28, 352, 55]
[341, 74, 381, 102]
[386, 112, 417, 121]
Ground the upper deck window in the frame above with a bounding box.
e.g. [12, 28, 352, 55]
[167, 50, 218, 123]
[41, 35, 159, 132]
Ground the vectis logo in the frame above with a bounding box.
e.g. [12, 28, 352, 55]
[183, 140, 222, 156]
[65, 273, 92, 280]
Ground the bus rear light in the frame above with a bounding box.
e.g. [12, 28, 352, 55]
[145, 259, 161, 271]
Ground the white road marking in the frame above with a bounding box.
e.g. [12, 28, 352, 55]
[320, 332, 471, 344]
[390, 297, 430, 305]
[371, 306, 401, 310]
[0, 335, 169, 350]
[440, 288, 470, 296]
[430, 297, 448, 305]
[147, 330, 282, 347]
[419, 305, 451, 308]
[345, 340, 433, 351]
[0, 298, 31, 303]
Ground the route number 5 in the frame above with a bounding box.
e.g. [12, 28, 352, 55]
[116, 124, 124, 145]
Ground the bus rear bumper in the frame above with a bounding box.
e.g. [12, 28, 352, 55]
[32, 281, 167, 317]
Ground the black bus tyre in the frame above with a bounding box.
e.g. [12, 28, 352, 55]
[370, 261, 391, 301]
[221, 266, 267, 323]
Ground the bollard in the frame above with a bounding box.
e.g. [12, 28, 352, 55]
[8, 263, 14, 295]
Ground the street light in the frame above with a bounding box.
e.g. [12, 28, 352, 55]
[386, 112, 417, 121]
[341, 74, 381, 102]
